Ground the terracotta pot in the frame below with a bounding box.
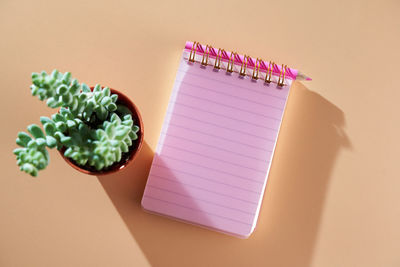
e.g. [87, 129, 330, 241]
[59, 88, 144, 175]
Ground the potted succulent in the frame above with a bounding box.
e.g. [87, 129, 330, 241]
[13, 70, 143, 176]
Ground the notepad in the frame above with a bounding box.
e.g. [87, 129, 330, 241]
[142, 41, 310, 238]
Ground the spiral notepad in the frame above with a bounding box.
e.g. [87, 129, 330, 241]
[142, 41, 310, 238]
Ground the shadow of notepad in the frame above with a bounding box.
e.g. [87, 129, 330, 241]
[98, 82, 351, 267]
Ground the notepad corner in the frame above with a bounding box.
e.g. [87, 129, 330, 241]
[140, 196, 150, 212]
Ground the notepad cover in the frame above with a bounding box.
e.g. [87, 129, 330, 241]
[142, 48, 293, 238]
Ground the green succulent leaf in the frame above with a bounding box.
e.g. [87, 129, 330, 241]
[132, 125, 140, 133]
[62, 72, 71, 84]
[117, 104, 132, 116]
[115, 128, 129, 140]
[64, 147, 73, 157]
[81, 83, 91, 93]
[21, 163, 38, 177]
[129, 131, 138, 140]
[110, 113, 120, 123]
[70, 97, 79, 111]
[124, 137, 132, 146]
[27, 124, 45, 139]
[101, 96, 112, 106]
[67, 120, 76, 128]
[107, 103, 117, 111]
[97, 106, 108, 121]
[15, 70, 141, 176]
[111, 94, 118, 102]
[46, 136, 57, 148]
[52, 113, 65, 122]
[56, 85, 68, 95]
[27, 139, 37, 149]
[62, 93, 72, 104]
[35, 138, 47, 147]
[122, 119, 133, 127]
[60, 136, 73, 146]
[69, 80, 80, 95]
[46, 98, 57, 108]
[44, 123, 56, 136]
[93, 84, 101, 92]
[103, 87, 111, 97]
[120, 140, 128, 152]
[14, 132, 49, 177]
[40, 116, 53, 125]
[94, 92, 102, 102]
[16, 132, 32, 147]
[55, 121, 67, 133]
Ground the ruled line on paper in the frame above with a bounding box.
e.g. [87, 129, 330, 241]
[149, 174, 259, 205]
[158, 147, 267, 180]
[164, 122, 275, 151]
[175, 91, 283, 122]
[170, 101, 281, 128]
[157, 154, 265, 184]
[168, 104, 280, 131]
[176, 80, 285, 111]
[151, 163, 262, 194]
[163, 122, 276, 156]
[173, 94, 283, 122]
[143, 195, 253, 226]
[146, 184, 257, 215]
[176, 67, 289, 101]
[165, 117, 277, 148]
[161, 143, 269, 173]
[158, 132, 270, 162]
[166, 111, 278, 139]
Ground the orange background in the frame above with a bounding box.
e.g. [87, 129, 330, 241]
[1, 0, 399, 266]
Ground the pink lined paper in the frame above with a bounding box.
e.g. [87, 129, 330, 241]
[142, 51, 292, 238]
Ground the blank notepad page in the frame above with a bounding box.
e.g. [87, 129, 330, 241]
[142, 50, 292, 238]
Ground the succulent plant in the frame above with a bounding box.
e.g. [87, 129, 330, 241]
[14, 70, 140, 177]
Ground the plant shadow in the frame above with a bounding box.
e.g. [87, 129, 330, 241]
[97, 82, 351, 267]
